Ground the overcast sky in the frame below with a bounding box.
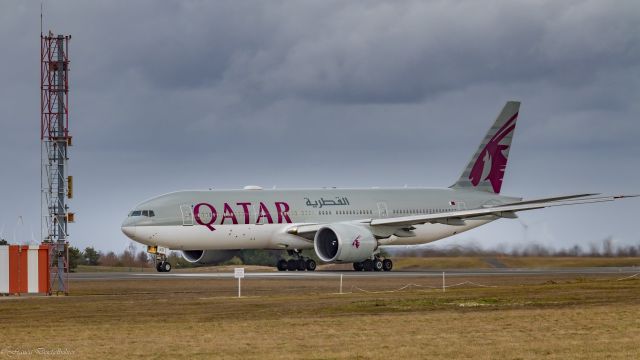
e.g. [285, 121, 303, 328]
[0, 0, 638, 254]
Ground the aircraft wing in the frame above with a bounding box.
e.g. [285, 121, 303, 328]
[369, 194, 637, 228]
[287, 194, 637, 239]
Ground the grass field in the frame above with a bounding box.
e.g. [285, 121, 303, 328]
[1, 269, 639, 359]
[74, 256, 640, 273]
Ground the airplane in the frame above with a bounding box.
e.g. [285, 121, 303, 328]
[121, 101, 636, 272]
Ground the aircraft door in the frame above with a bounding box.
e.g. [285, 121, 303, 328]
[452, 201, 467, 211]
[377, 202, 389, 218]
[180, 204, 194, 226]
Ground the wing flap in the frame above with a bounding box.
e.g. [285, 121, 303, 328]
[495, 193, 599, 207]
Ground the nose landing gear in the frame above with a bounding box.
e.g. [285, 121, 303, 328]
[156, 260, 172, 272]
[148, 246, 172, 273]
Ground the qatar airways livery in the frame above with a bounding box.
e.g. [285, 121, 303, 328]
[121, 101, 636, 272]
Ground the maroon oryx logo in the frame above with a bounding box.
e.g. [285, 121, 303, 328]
[469, 112, 518, 193]
[352, 236, 361, 249]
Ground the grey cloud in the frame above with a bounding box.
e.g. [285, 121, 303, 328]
[42, 1, 640, 105]
[220, 1, 640, 104]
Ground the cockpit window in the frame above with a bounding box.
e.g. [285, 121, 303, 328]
[129, 210, 155, 217]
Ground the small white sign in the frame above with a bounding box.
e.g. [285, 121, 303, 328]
[234, 268, 245, 279]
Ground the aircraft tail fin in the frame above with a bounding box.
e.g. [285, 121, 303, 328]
[451, 101, 520, 194]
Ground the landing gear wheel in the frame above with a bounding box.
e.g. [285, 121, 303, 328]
[305, 259, 317, 271]
[287, 259, 298, 271]
[277, 259, 288, 271]
[382, 259, 393, 272]
[373, 258, 383, 272]
[362, 259, 374, 271]
[156, 261, 170, 272]
[297, 259, 307, 271]
[353, 262, 364, 271]
[162, 262, 172, 272]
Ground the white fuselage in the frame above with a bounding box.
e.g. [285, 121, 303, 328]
[121, 187, 515, 252]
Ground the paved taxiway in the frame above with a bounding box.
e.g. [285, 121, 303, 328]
[69, 267, 640, 281]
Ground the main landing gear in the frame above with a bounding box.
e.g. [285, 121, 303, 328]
[353, 256, 393, 272]
[277, 250, 316, 271]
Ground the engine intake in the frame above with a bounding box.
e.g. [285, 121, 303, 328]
[314, 223, 377, 263]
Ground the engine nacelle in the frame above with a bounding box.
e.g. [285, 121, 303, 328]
[182, 250, 239, 265]
[314, 223, 377, 263]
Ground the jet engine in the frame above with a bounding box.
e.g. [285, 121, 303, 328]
[182, 250, 239, 265]
[314, 223, 377, 263]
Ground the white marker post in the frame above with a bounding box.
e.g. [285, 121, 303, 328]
[340, 273, 343, 294]
[442, 271, 445, 292]
[234, 268, 245, 298]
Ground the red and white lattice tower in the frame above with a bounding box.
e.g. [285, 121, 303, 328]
[41, 32, 72, 295]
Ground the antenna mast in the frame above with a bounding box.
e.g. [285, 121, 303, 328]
[41, 29, 73, 295]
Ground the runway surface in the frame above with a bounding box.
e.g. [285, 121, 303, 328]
[69, 267, 640, 281]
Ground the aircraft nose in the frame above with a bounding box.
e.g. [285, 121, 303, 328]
[121, 225, 137, 239]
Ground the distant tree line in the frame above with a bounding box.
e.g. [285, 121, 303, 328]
[28, 236, 640, 272]
[67, 243, 154, 271]
[66, 247, 322, 269]
[391, 238, 640, 258]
